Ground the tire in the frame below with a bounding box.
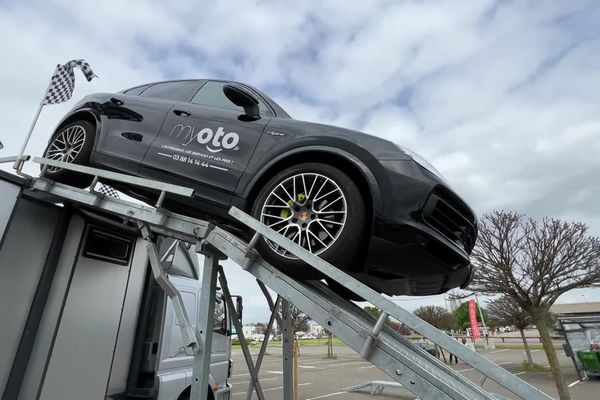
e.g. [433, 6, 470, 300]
[41, 120, 95, 188]
[252, 163, 366, 280]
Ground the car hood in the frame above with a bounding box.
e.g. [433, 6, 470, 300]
[275, 117, 413, 161]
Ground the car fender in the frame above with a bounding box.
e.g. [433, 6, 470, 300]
[47, 106, 106, 165]
[48, 107, 102, 143]
[240, 144, 383, 224]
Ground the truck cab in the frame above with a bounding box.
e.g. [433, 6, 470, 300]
[125, 238, 234, 400]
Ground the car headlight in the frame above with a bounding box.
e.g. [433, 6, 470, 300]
[396, 145, 448, 183]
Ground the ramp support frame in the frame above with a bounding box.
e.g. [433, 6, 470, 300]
[4, 156, 555, 400]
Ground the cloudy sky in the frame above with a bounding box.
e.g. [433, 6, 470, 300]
[1, 0, 599, 322]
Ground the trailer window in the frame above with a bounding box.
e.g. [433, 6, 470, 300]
[82, 227, 134, 266]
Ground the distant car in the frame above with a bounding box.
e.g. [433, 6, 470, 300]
[296, 333, 317, 340]
[415, 342, 438, 357]
[42, 79, 477, 298]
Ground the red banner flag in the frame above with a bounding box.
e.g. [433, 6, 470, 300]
[468, 299, 480, 339]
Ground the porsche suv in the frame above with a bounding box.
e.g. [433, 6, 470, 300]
[42, 79, 477, 298]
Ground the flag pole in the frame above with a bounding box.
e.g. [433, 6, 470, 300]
[13, 102, 44, 171]
[13, 64, 58, 172]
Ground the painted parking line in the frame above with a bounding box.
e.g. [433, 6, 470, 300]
[358, 365, 377, 369]
[568, 380, 580, 388]
[263, 382, 312, 392]
[232, 382, 313, 396]
[490, 349, 511, 354]
[264, 370, 284, 375]
[297, 357, 362, 365]
[299, 360, 365, 368]
[457, 362, 511, 373]
[298, 365, 324, 369]
[305, 391, 347, 400]
[514, 372, 527, 376]
[330, 361, 370, 368]
[230, 377, 278, 385]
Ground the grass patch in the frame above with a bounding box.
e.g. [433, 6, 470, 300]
[295, 338, 346, 346]
[232, 337, 347, 348]
[231, 337, 564, 354]
[513, 361, 551, 372]
[231, 338, 563, 351]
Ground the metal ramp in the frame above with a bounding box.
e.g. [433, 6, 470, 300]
[8, 156, 554, 400]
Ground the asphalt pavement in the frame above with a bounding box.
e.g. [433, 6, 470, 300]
[229, 344, 597, 399]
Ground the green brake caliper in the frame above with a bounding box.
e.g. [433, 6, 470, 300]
[280, 193, 306, 218]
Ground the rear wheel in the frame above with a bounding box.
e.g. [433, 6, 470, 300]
[252, 163, 366, 281]
[41, 120, 95, 188]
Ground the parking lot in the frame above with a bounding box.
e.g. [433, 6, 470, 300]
[229, 344, 597, 399]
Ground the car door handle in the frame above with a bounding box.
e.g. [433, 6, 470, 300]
[121, 132, 143, 142]
[173, 109, 191, 117]
[110, 97, 124, 106]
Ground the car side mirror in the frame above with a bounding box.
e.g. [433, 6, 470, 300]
[223, 84, 260, 121]
[231, 295, 243, 322]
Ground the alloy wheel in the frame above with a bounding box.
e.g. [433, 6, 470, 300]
[260, 173, 347, 259]
[45, 125, 87, 172]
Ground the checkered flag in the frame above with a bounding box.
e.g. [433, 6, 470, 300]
[96, 184, 120, 199]
[42, 59, 97, 105]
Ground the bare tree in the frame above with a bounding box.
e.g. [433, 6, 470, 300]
[487, 296, 533, 363]
[254, 322, 268, 335]
[290, 304, 311, 334]
[413, 305, 456, 331]
[469, 211, 600, 400]
[364, 305, 411, 333]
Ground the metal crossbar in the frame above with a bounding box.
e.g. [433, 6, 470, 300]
[32, 156, 194, 197]
[33, 156, 193, 208]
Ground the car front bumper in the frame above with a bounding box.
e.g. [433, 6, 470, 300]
[362, 159, 477, 296]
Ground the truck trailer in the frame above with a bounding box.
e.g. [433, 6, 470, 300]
[0, 171, 233, 400]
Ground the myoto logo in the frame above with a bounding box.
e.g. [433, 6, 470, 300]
[169, 124, 240, 153]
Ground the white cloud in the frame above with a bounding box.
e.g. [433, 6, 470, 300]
[362, 105, 420, 147]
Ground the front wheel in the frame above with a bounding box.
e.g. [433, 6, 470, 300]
[41, 120, 95, 188]
[252, 163, 366, 280]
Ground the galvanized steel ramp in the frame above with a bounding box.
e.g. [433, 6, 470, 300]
[20, 156, 553, 400]
[216, 208, 552, 400]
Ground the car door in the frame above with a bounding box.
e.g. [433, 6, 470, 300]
[142, 80, 273, 203]
[94, 81, 200, 172]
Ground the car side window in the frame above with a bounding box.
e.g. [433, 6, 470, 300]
[190, 81, 275, 117]
[140, 81, 198, 101]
